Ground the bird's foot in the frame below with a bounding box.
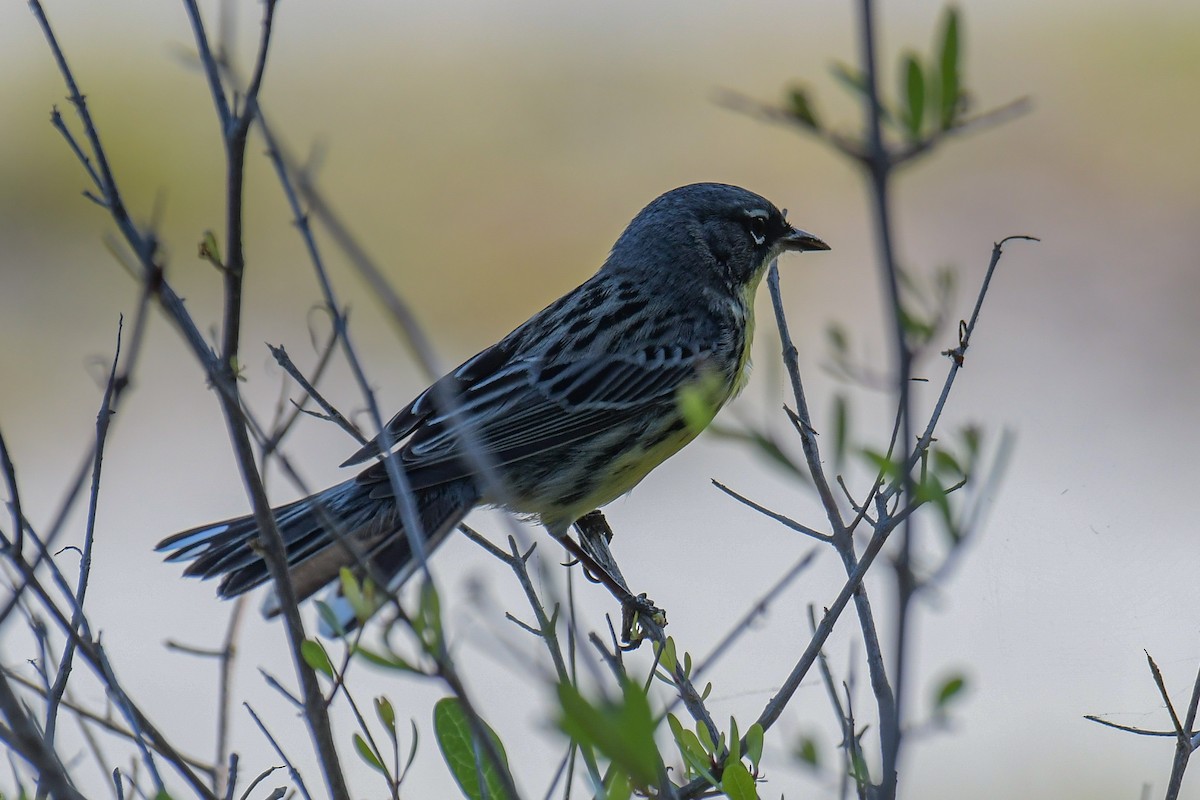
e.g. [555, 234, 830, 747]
[620, 592, 667, 650]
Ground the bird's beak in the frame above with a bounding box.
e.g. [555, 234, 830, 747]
[780, 226, 831, 253]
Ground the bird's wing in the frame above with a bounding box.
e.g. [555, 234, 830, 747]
[340, 341, 516, 467]
[352, 343, 717, 491]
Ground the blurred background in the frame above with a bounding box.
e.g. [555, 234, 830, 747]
[2, 0, 1199, 797]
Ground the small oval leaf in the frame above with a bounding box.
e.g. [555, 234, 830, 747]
[720, 759, 758, 800]
[744, 723, 764, 769]
[434, 698, 512, 800]
[300, 639, 333, 678]
[903, 53, 926, 139]
[938, 7, 962, 127]
[353, 733, 385, 775]
[935, 673, 968, 711]
[787, 86, 821, 129]
[375, 695, 396, 733]
[795, 735, 820, 769]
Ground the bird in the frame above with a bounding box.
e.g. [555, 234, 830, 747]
[157, 182, 830, 629]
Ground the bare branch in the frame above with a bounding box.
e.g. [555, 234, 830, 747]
[244, 704, 313, 800]
[711, 480, 832, 542]
[0, 673, 86, 800]
[267, 343, 365, 446]
[41, 316, 125, 781]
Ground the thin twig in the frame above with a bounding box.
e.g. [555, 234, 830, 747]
[769, 261, 897, 787]
[237, 764, 284, 800]
[0, 430, 27, 625]
[1084, 715, 1182, 738]
[260, 319, 344, 469]
[854, 3, 912, 793]
[1166, 661, 1200, 799]
[266, 341, 366, 448]
[267, 338, 364, 448]
[4, 546, 218, 796]
[458, 525, 606, 791]
[176, 2, 349, 794]
[677, 521, 892, 800]
[711, 480, 832, 542]
[0, 673, 85, 800]
[807, 606, 858, 798]
[215, 597, 247, 798]
[244, 704, 313, 800]
[40, 317, 125, 781]
[881, 235, 1037, 508]
[3, 673, 212, 777]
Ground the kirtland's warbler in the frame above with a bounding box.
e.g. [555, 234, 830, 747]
[158, 183, 829, 626]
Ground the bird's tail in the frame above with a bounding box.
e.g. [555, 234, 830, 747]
[157, 477, 477, 630]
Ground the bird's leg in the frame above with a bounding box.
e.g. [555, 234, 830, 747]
[560, 512, 666, 648]
[576, 510, 614, 545]
[574, 511, 622, 587]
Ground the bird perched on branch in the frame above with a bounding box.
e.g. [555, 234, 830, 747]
[158, 182, 830, 629]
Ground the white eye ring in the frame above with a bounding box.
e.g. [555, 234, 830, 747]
[746, 213, 768, 246]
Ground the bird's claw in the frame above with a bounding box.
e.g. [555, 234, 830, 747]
[620, 592, 666, 649]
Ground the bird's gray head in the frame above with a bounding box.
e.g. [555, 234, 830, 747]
[604, 183, 830, 293]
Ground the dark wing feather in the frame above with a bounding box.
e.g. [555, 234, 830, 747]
[340, 339, 516, 467]
[354, 344, 714, 494]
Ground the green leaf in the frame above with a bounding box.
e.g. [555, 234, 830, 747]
[830, 61, 867, 96]
[415, 579, 444, 649]
[934, 673, 968, 711]
[832, 394, 849, 467]
[826, 323, 849, 355]
[605, 769, 633, 800]
[720, 759, 758, 800]
[861, 448, 903, 483]
[340, 567, 363, 610]
[198, 230, 222, 268]
[787, 86, 821, 129]
[300, 639, 334, 678]
[434, 698, 513, 800]
[667, 714, 691, 751]
[314, 600, 348, 638]
[938, 7, 962, 127]
[829, 61, 895, 126]
[916, 473, 952, 517]
[354, 733, 386, 775]
[669, 714, 716, 783]
[352, 644, 420, 673]
[899, 303, 936, 346]
[916, 472, 957, 543]
[933, 447, 964, 479]
[849, 750, 872, 785]
[935, 264, 958, 301]
[744, 723, 764, 770]
[902, 53, 926, 139]
[752, 430, 804, 478]
[401, 719, 421, 780]
[338, 567, 379, 625]
[795, 735, 820, 769]
[961, 424, 982, 461]
[727, 717, 740, 763]
[656, 637, 678, 675]
[557, 680, 660, 788]
[707, 424, 804, 481]
[696, 721, 715, 755]
[375, 696, 396, 734]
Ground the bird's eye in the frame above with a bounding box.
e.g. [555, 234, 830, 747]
[746, 215, 768, 246]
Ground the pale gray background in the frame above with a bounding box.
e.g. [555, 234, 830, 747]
[2, 0, 1198, 797]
